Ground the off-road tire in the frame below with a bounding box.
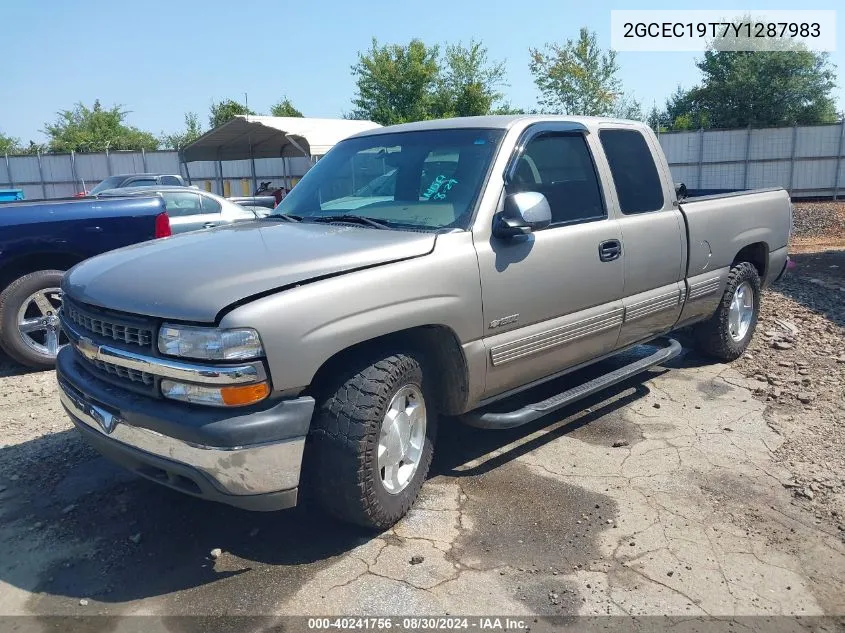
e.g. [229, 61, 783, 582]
[0, 270, 65, 370]
[307, 352, 437, 529]
[693, 262, 761, 362]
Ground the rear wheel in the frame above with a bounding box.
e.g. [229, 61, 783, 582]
[0, 270, 67, 370]
[307, 351, 437, 529]
[692, 261, 760, 362]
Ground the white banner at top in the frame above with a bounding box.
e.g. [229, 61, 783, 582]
[610, 10, 836, 52]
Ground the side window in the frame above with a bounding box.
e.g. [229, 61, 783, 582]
[159, 176, 181, 186]
[509, 133, 605, 225]
[161, 192, 202, 217]
[599, 129, 664, 214]
[125, 178, 157, 188]
[199, 194, 222, 213]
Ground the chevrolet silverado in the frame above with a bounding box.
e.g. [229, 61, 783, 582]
[55, 116, 791, 528]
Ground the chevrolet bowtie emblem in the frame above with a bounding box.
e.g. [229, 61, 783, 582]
[76, 335, 98, 357]
[91, 406, 119, 434]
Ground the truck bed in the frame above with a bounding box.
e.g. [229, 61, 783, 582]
[676, 186, 791, 326]
[679, 187, 791, 279]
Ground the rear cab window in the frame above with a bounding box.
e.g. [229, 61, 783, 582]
[598, 129, 664, 214]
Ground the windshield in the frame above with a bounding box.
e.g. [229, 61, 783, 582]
[88, 176, 126, 195]
[274, 128, 505, 230]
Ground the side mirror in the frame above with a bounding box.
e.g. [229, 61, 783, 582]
[675, 182, 687, 199]
[493, 191, 552, 238]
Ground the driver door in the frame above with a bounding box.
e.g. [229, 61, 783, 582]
[474, 125, 625, 399]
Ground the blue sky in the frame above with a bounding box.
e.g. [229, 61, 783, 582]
[2, 0, 842, 142]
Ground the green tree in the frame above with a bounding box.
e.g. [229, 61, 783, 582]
[270, 97, 303, 117]
[0, 132, 22, 155]
[23, 140, 47, 154]
[209, 99, 255, 129]
[491, 103, 529, 115]
[160, 112, 203, 150]
[612, 94, 645, 121]
[349, 38, 511, 124]
[660, 85, 708, 130]
[661, 18, 838, 130]
[673, 49, 837, 128]
[349, 38, 440, 125]
[43, 100, 159, 153]
[433, 41, 507, 118]
[530, 28, 636, 117]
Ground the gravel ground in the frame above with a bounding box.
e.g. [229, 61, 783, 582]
[733, 247, 845, 531]
[790, 201, 845, 251]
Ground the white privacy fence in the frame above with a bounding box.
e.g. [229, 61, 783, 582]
[0, 150, 312, 199]
[4, 121, 845, 200]
[658, 121, 845, 199]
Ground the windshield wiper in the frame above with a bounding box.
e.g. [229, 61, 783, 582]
[308, 214, 391, 230]
[262, 213, 302, 222]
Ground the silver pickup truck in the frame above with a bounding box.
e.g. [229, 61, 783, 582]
[55, 116, 791, 529]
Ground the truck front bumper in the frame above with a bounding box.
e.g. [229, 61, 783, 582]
[56, 346, 315, 511]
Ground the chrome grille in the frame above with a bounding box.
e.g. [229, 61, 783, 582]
[62, 299, 154, 348]
[91, 358, 155, 386]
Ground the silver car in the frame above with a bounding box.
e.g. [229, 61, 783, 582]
[97, 186, 261, 234]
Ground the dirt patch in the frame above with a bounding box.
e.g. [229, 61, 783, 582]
[451, 462, 616, 613]
[732, 248, 845, 535]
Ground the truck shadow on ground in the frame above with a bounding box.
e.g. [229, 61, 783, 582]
[774, 250, 844, 330]
[0, 348, 671, 612]
[0, 350, 41, 378]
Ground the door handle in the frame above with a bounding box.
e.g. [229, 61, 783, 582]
[203, 222, 216, 228]
[598, 239, 622, 262]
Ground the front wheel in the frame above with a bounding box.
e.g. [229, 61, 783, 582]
[693, 261, 761, 362]
[307, 352, 437, 529]
[0, 270, 67, 369]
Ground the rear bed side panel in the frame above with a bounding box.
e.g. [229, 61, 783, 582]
[677, 188, 791, 325]
[676, 267, 730, 327]
[765, 246, 789, 287]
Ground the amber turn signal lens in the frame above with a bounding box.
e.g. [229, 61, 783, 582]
[220, 381, 271, 406]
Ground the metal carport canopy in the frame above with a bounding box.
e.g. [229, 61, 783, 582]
[181, 116, 382, 162]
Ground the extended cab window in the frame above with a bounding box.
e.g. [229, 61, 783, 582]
[275, 128, 504, 230]
[599, 129, 664, 214]
[161, 192, 202, 217]
[159, 176, 181, 186]
[508, 133, 605, 225]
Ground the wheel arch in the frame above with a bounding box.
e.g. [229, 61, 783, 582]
[0, 251, 84, 292]
[732, 242, 768, 281]
[308, 324, 470, 416]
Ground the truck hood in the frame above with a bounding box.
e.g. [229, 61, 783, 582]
[63, 221, 436, 322]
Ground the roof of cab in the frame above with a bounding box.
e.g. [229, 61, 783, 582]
[346, 115, 645, 139]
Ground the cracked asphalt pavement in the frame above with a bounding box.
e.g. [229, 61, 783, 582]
[2, 338, 843, 627]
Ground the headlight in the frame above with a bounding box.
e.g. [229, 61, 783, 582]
[161, 380, 270, 407]
[158, 325, 264, 360]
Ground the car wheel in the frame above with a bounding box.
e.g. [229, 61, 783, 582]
[307, 351, 437, 529]
[693, 261, 761, 362]
[0, 270, 67, 370]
